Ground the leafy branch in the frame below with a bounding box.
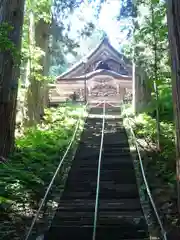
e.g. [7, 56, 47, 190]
[0, 22, 21, 63]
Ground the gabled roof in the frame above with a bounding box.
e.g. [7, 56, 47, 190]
[57, 69, 131, 81]
[57, 37, 131, 80]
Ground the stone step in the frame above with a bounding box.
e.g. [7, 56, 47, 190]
[52, 211, 146, 226]
[62, 184, 138, 199]
[103, 151, 132, 157]
[73, 162, 134, 170]
[57, 199, 142, 211]
[44, 225, 148, 240]
[103, 148, 131, 154]
[103, 142, 129, 147]
[68, 169, 136, 179]
[67, 172, 136, 183]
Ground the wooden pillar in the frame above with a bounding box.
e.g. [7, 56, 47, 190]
[88, 86, 91, 96]
[123, 88, 126, 100]
[116, 84, 119, 94]
[119, 87, 126, 100]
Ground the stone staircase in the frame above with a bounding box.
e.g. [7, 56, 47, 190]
[43, 107, 149, 240]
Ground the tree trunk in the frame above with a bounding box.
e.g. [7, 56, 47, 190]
[43, 32, 51, 108]
[36, 19, 50, 110]
[26, 14, 50, 126]
[0, 0, 25, 158]
[26, 10, 43, 126]
[150, 1, 161, 150]
[166, 0, 180, 213]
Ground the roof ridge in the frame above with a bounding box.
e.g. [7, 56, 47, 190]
[56, 37, 126, 79]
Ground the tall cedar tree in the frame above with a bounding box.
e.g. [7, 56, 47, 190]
[166, 0, 180, 213]
[0, 0, 25, 158]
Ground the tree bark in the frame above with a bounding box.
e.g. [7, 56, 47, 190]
[26, 10, 42, 126]
[0, 0, 25, 158]
[166, 0, 180, 213]
[150, 2, 161, 150]
[36, 19, 50, 110]
[26, 15, 50, 126]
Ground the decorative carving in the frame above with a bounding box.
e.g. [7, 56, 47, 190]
[93, 79, 111, 84]
[91, 83, 117, 97]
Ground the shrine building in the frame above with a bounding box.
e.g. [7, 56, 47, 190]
[49, 37, 133, 107]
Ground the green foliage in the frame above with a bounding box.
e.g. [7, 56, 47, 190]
[0, 23, 20, 62]
[147, 83, 173, 121]
[131, 112, 176, 184]
[121, 104, 135, 118]
[122, 0, 173, 121]
[0, 23, 14, 51]
[30, 46, 46, 81]
[0, 104, 86, 239]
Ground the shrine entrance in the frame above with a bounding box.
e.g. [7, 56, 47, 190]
[86, 76, 124, 105]
[49, 37, 133, 107]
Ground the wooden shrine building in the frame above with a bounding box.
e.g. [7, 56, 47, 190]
[49, 37, 133, 106]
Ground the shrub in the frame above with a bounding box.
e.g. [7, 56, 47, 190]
[0, 104, 86, 239]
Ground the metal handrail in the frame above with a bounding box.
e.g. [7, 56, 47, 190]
[25, 104, 88, 240]
[92, 100, 106, 240]
[121, 102, 167, 240]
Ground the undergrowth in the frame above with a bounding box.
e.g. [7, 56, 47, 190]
[122, 105, 178, 234]
[0, 103, 87, 239]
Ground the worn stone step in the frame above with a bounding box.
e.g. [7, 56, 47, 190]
[103, 143, 129, 148]
[66, 169, 136, 183]
[101, 159, 133, 165]
[44, 225, 148, 240]
[74, 153, 100, 159]
[52, 211, 145, 226]
[95, 226, 148, 240]
[62, 184, 139, 199]
[103, 142, 128, 147]
[73, 162, 134, 170]
[67, 172, 136, 183]
[103, 135, 128, 141]
[103, 149, 131, 155]
[72, 160, 133, 169]
[66, 181, 137, 192]
[103, 145, 130, 150]
[57, 199, 142, 211]
[74, 153, 132, 161]
[68, 169, 136, 180]
[74, 155, 132, 163]
[103, 151, 132, 157]
[101, 158, 133, 164]
[103, 134, 127, 139]
[44, 226, 93, 240]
